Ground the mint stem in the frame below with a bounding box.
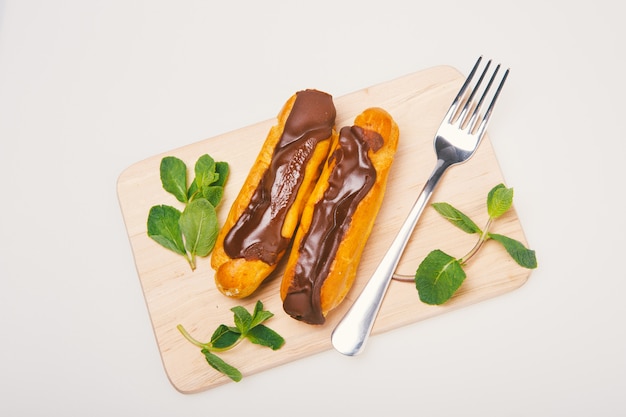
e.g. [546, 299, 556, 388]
[392, 217, 495, 282]
[177, 324, 244, 353]
[184, 252, 196, 271]
[190, 253, 196, 270]
[460, 217, 493, 265]
[177, 324, 207, 349]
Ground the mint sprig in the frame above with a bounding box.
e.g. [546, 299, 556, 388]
[414, 184, 537, 305]
[177, 301, 285, 382]
[147, 154, 229, 270]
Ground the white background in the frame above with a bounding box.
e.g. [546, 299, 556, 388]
[1, 0, 624, 415]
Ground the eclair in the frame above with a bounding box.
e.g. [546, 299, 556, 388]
[211, 89, 337, 298]
[280, 107, 400, 324]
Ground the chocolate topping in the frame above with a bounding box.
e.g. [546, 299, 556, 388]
[223, 90, 336, 265]
[283, 125, 382, 324]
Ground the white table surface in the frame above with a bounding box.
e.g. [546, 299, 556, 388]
[1, 1, 624, 415]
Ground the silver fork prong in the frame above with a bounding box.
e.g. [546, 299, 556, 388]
[457, 59, 491, 127]
[474, 66, 510, 138]
[446, 56, 483, 123]
[467, 63, 500, 132]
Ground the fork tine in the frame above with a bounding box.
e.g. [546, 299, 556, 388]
[474, 66, 510, 138]
[457, 59, 491, 126]
[446, 56, 483, 122]
[466, 62, 500, 131]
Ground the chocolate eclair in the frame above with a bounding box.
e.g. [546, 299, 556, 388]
[281, 107, 400, 324]
[211, 90, 337, 298]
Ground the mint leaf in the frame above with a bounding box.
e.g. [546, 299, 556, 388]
[252, 299, 264, 316]
[150, 154, 227, 271]
[210, 324, 241, 350]
[160, 156, 188, 203]
[147, 205, 186, 255]
[187, 159, 229, 202]
[231, 306, 253, 334]
[245, 325, 285, 350]
[487, 184, 514, 219]
[432, 202, 482, 234]
[488, 233, 537, 269]
[187, 179, 200, 201]
[193, 157, 228, 205]
[179, 198, 219, 258]
[213, 162, 230, 187]
[408, 183, 537, 306]
[194, 154, 218, 190]
[415, 249, 466, 305]
[248, 300, 273, 328]
[178, 301, 284, 383]
[250, 309, 273, 329]
[203, 186, 224, 207]
[201, 349, 242, 382]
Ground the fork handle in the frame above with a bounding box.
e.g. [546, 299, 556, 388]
[331, 159, 450, 356]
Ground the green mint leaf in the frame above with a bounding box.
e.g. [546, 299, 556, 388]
[231, 306, 253, 334]
[487, 184, 514, 219]
[187, 179, 200, 201]
[160, 156, 188, 203]
[203, 186, 224, 207]
[245, 325, 285, 350]
[201, 349, 242, 382]
[249, 300, 274, 328]
[415, 249, 466, 305]
[213, 162, 230, 187]
[147, 205, 186, 255]
[488, 233, 537, 269]
[179, 198, 219, 258]
[250, 310, 274, 327]
[194, 154, 218, 190]
[432, 202, 482, 234]
[178, 300, 284, 383]
[252, 299, 264, 316]
[151, 154, 228, 270]
[210, 324, 241, 349]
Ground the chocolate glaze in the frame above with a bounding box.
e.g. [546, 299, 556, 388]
[223, 90, 336, 265]
[283, 125, 381, 324]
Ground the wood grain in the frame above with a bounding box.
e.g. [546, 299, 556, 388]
[117, 65, 533, 393]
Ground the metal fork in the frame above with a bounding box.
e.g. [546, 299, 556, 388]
[331, 56, 510, 356]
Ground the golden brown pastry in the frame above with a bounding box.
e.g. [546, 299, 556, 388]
[280, 107, 400, 324]
[211, 89, 337, 298]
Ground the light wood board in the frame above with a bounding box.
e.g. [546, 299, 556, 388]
[117, 65, 533, 394]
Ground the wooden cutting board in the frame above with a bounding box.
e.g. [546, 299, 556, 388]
[117, 64, 533, 394]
